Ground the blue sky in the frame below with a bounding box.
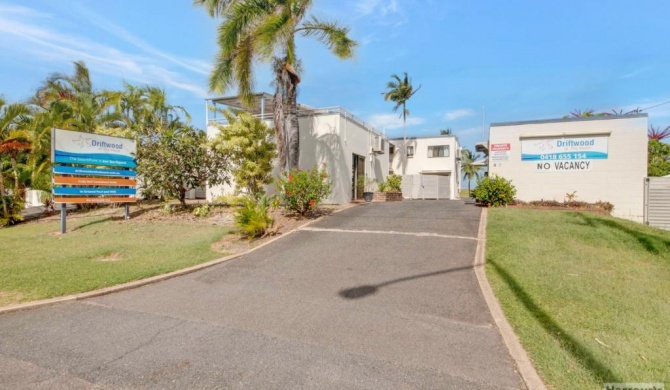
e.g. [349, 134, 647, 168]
[1, 0, 669, 153]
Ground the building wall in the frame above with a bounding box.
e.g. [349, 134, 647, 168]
[488, 115, 648, 222]
[206, 113, 389, 204]
[299, 113, 389, 204]
[390, 136, 461, 199]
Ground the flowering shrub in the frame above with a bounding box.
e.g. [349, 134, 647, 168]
[276, 166, 331, 215]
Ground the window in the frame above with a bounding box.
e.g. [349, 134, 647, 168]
[407, 146, 414, 158]
[428, 145, 449, 158]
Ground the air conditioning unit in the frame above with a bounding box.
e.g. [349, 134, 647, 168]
[372, 136, 385, 154]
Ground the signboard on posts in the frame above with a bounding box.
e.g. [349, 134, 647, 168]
[51, 129, 137, 205]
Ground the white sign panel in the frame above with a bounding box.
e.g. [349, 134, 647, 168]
[51, 128, 137, 168]
[521, 135, 608, 161]
[490, 143, 511, 162]
[535, 160, 593, 172]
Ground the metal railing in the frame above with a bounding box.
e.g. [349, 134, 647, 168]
[206, 105, 385, 138]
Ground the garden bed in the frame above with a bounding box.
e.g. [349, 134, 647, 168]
[372, 192, 402, 202]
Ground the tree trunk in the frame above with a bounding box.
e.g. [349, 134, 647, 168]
[286, 79, 300, 170]
[0, 175, 7, 216]
[178, 186, 187, 207]
[272, 89, 286, 171]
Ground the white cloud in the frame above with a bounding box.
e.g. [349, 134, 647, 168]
[622, 66, 651, 79]
[367, 113, 425, 130]
[0, 4, 209, 98]
[353, 0, 407, 26]
[444, 108, 476, 121]
[69, 4, 212, 76]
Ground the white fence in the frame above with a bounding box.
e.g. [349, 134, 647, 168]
[401, 174, 451, 200]
[644, 176, 670, 230]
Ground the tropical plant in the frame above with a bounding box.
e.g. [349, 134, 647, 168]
[31, 61, 121, 132]
[472, 175, 516, 207]
[0, 98, 31, 225]
[648, 139, 670, 177]
[439, 129, 453, 135]
[276, 166, 331, 215]
[383, 72, 420, 174]
[460, 148, 482, 196]
[193, 204, 212, 218]
[235, 195, 273, 238]
[195, 0, 357, 170]
[383, 174, 402, 192]
[211, 110, 276, 197]
[648, 125, 670, 141]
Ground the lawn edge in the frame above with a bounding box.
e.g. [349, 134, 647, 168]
[0, 204, 357, 316]
[474, 207, 547, 390]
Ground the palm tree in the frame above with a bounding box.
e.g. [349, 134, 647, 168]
[195, 0, 357, 170]
[32, 61, 121, 133]
[461, 148, 482, 197]
[383, 72, 421, 174]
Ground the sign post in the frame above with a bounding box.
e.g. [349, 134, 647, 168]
[60, 204, 67, 234]
[51, 129, 137, 233]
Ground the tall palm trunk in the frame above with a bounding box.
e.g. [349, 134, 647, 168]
[286, 78, 300, 170]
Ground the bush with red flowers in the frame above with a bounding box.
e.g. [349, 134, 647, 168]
[276, 166, 331, 215]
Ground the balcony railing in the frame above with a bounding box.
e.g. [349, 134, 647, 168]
[207, 105, 384, 138]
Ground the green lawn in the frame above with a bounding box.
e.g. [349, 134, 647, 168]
[0, 215, 230, 307]
[486, 209, 670, 389]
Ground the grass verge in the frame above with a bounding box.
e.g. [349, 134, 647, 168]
[0, 214, 229, 307]
[486, 209, 669, 389]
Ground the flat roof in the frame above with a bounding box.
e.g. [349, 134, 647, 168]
[490, 113, 648, 127]
[208, 93, 317, 115]
[389, 135, 457, 141]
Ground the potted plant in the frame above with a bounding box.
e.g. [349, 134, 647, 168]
[363, 177, 376, 202]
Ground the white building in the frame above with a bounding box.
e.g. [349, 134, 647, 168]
[484, 114, 648, 222]
[389, 135, 462, 200]
[205, 93, 390, 204]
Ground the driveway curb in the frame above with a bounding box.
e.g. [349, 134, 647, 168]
[0, 204, 357, 316]
[474, 208, 547, 390]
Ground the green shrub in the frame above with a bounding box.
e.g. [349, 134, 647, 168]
[385, 174, 402, 192]
[377, 180, 387, 192]
[0, 195, 24, 227]
[161, 203, 175, 215]
[472, 175, 516, 207]
[192, 204, 211, 218]
[214, 194, 245, 207]
[234, 195, 273, 239]
[276, 166, 331, 216]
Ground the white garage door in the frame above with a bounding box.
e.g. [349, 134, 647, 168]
[402, 174, 451, 199]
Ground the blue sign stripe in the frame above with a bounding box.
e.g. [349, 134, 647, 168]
[53, 187, 137, 196]
[521, 151, 608, 161]
[52, 166, 136, 177]
[54, 150, 137, 168]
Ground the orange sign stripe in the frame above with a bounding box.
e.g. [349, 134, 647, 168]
[53, 197, 137, 204]
[54, 176, 136, 186]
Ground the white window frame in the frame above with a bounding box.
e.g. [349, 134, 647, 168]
[428, 145, 449, 158]
[406, 145, 414, 158]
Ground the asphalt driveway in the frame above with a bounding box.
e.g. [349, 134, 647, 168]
[0, 200, 523, 389]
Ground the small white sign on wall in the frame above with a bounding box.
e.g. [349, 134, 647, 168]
[490, 143, 511, 162]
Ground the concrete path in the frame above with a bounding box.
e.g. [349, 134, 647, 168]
[0, 201, 523, 389]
